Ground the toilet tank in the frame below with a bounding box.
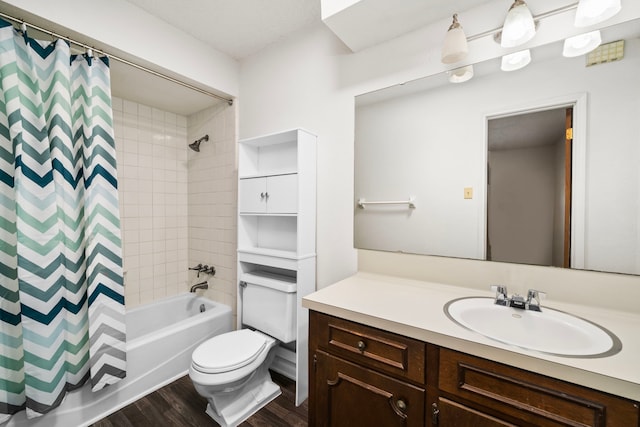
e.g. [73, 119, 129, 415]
[241, 270, 297, 343]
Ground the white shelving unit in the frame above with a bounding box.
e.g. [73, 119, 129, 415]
[237, 128, 316, 406]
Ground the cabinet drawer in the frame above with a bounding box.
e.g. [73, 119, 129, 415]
[437, 397, 516, 427]
[439, 348, 640, 427]
[312, 312, 425, 384]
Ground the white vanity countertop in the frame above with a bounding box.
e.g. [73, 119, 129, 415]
[302, 272, 640, 401]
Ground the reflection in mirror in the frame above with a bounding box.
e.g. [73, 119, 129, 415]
[354, 19, 640, 275]
[487, 107, 571, 268]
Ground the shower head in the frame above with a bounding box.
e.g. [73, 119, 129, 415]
[189, 135, 209, 152]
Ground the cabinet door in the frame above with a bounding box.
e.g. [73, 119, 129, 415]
[239, 177, 267, 213]
[313, 350, 425, 427]
[266, 174, 298, 213]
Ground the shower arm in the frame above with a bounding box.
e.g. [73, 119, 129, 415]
[189, 134, 209, 152]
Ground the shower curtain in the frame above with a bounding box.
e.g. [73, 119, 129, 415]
[0, 19, 126, 421]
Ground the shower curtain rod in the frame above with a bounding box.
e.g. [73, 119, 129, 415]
[0, 11, 234, 106]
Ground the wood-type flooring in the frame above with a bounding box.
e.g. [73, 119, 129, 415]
[91, 371, 308, 427]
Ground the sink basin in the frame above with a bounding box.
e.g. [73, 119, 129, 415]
[444, 297, 621, 357]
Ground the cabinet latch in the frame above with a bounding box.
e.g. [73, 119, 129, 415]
[431, 402, 439, 425]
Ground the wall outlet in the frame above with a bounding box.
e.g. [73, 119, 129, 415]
[464, 187, 473, 199]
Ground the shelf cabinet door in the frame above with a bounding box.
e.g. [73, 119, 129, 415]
[313, 350, 425, 427]
[239, 177, 267, 213]
[265, 174, 297, 213]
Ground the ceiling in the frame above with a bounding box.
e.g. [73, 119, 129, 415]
[489, 108, 567, 151]
[122, 0, 322, 60]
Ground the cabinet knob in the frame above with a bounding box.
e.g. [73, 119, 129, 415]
[397, 399, 407, 412]
[356, 340, 366, 352]
[260, 192, 265, 199]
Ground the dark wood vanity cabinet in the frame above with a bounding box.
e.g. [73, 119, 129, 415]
[309, 311, 426, 427]
[309, 311, 640, 427]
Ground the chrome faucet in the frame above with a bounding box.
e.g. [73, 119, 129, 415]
[490, 286, 546, 311]
[190, 280, 209, 292]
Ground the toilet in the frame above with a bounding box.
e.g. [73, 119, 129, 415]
[189, 272, 297, 427]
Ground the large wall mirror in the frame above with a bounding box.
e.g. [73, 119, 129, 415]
[354, 18, 640, 276]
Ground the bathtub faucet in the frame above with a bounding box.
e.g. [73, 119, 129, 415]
[190, 281, 209, 292]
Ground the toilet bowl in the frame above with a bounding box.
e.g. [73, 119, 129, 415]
[188, 328, 281, 427]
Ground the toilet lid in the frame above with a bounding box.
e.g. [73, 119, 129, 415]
[192, 329, 268, 374]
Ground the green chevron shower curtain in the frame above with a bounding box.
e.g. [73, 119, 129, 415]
[0, 19, 126, 421]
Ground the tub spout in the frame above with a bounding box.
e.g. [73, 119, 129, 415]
[190, 281, 209, 292]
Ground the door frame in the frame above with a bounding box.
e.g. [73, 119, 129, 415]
[480, 92, 587, 268]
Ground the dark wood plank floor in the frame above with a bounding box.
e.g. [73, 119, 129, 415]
[91, 371, 308, 427]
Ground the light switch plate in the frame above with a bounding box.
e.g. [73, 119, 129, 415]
[464, 187, 473, 199]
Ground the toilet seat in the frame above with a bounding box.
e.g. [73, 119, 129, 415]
[192, 329, 267, 374]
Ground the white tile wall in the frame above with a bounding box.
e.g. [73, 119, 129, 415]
[187, 103, 238, 320]
[114, 97, 237, 313]
[113, 97, 190, 307]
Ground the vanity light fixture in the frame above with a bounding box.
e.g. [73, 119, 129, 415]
[441, 14, 469, 64]
[501, 0, 537, 48]
[563, 30, 602, 57]
[574, 0, 621, 27]
[501, 49, 532, 71]
[448, 65, 474, 83]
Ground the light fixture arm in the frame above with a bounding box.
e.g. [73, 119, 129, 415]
[449, 13, 462, 31]
[509, 0, 527, 11]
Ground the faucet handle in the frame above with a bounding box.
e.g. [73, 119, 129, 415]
[527, 289, 546, 300]
[490, 285, 508, 306]
[526, 289, 546, 310]
[490, 285, 508, 299]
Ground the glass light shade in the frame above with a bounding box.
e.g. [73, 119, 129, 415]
[563, 31, 602, 57]
[448, 65, 474, 83]
[574, 0, 621, 27]
[441, 15, 468, 64]
[501, 0, 536, 48]
[501, 49, 531, 71]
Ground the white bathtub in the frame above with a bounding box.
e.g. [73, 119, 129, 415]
[7, 293, 232, 427]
